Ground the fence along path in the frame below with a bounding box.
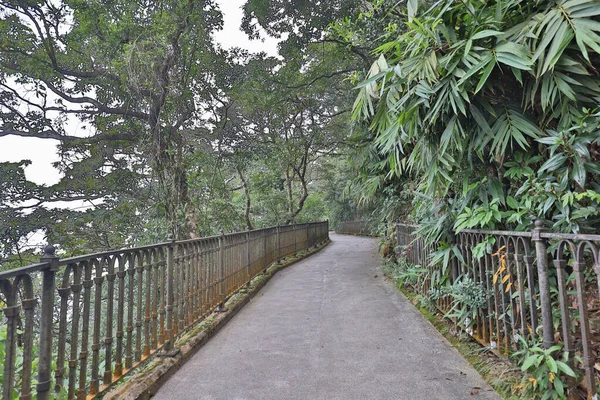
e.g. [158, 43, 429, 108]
[336, 220, 372, 236]
[397, 222, 600, 398]
[0, 221, 329, 400]
[154, 234, 499, 400]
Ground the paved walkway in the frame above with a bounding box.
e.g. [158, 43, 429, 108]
[154, 234, 499, 400]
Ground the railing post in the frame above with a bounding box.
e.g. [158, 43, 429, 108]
[450, 231, 458, 284]
[245, 230, 251, 286]
[37, 245, 59, 400]
[263, 229, 267, 270]
[164, 235, 175, 352]
[532, 220, 554, 349]
[293, 224, 297, 253]
[276, 225, 281, 263]
[217, 231, 226, 311]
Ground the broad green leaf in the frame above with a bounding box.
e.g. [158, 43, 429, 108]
[488, 178, 505, 205]
[408, 0, 418, 21]
[541, 21, 574, 74]
[521, 354, 543, 371]
[546, 356, 558, 373]
[539, 154, 568, 173]
[475, 58, 495, 93]
[572, 157, 586, 187]
[507, 196, 520, 209]
[556, 360, 577, 377]
[471, 30, 504, 40]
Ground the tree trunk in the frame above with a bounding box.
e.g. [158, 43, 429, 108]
[285, 167, 294, 222]
[236, 165, 254, 231]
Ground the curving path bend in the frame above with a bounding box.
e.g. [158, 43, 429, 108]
[154, 234, 500, 400]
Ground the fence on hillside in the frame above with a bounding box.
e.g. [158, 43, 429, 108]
[397, 222, 600, 397]
[0, 221, 329, 400]
[336, 220, 373, 236]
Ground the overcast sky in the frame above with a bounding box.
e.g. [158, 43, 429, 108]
[0, 0, 279, 188]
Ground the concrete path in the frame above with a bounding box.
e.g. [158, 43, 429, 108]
[154, 234, 500, 400]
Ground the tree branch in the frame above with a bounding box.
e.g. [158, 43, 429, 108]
[0, 128, 136, 143]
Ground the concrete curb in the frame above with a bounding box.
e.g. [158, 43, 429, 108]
[104, 239, 331, 400]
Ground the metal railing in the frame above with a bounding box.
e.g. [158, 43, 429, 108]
[0, 221, 329, 400]
[397, 222, 600, 397]
[336, 220, 372, 236]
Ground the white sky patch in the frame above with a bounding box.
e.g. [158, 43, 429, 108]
[214, 0, 283, 56]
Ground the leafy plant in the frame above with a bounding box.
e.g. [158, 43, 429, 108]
[350, 0, 600, 240]
[512, 339, 578, 400]
[435, 277, 488, 331]
[382, 257, 429, 289]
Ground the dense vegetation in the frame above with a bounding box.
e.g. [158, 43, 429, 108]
[348, 1, 600, 398]
[351, 0, 600, 242]
[3, 0, 599, 260]
[2, 0, 600, 397]
[0, 0, 367, 265]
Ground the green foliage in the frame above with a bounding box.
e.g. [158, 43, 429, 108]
[351, 0, 600, 239]
[431, 277, 488, 329]
[382, 257, 429, 289]
[0, 0, 362, 258]
[512, 339, 578, 400]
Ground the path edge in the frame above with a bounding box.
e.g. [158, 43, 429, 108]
[383, 271, 514, 400]
[105, 238, 332, 400]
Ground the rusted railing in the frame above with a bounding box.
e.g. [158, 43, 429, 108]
[397, 222, 600, 397]
[336, 220, 372, 236]
[0, 221, 329, 400]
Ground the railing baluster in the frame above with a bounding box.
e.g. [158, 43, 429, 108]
[104, 257, 116, 384]
[189, 244, 196, 324]
[165, 237, 175, 352]
[2, 288, 17, 400]
[245, 231, 251, 284]
[55, 272, 70, 393]
[159, 248, 167, 343]
[522, 253, 538, 336]
[115, 256, 126, 378]
[144, 251, 152, 357]
[574, 256, 597, 395]
[218, 232, 225, 309]
[37, 246, 58, 400]
[173, 246, 180, 336]
[135, 253, 144, 362]
[554, 255, 573, 364]
[178, 244, 185, 330]
[514, 252, 527, 341]
[68, 266, 82, 399]
[90, 259, 103, 395]
[21, 282, 35, 400]
[200, 241, 208, 316]
[532, 220, 554, 349]
[78, 262, 93, 399]
[126, 254, 135, 370]
[152, 250, 159, 349]
[185, 244, 191, 326]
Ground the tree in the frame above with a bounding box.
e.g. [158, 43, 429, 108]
[219, 40, 357, 225]
[0, 0, 226, 238]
